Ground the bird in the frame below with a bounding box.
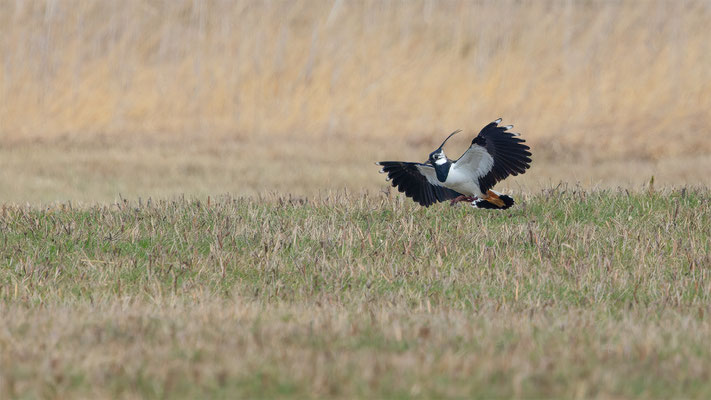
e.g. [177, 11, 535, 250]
[376, 118, 531, 209]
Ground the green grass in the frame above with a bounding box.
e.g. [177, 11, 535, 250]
[1, 188, 711, 398]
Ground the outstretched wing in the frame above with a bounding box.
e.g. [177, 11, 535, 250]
[455, 118, 532, 193]
[376, 161, 462, 207]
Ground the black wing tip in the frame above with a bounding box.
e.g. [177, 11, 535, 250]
[480, 117, 515, 135]
[481, 118, 503, 131]
[487, 117, 524, 135]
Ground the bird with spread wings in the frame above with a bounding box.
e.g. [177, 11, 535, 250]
[376, 118, 531, 209]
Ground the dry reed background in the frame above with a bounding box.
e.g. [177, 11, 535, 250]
[1, 0, 711, 202]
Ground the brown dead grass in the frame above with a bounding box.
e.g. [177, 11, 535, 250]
[2, 0, 711, 161]
[3, 299, 711, 398]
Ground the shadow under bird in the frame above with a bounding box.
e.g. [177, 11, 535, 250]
[376, 118, 532, 209]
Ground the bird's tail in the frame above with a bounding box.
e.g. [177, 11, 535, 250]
[473, 190, 515, 210]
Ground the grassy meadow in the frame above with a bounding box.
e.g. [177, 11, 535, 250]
[2, 189, 711, 398]
[2, 1, 711, 202]
[2, 0, 711, 398]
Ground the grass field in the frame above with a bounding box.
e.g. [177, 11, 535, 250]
[2, 0, 711, 398]
[1, 189, 710, 398]
[2, 1, 711, 204]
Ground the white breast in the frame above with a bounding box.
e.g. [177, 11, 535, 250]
[443, 165, 484, 197]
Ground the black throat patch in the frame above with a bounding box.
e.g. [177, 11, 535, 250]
[434, 161, 451, 182]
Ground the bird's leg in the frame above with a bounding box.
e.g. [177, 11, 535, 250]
[450, 195, 477, 205]
[450, 195, 467, 204]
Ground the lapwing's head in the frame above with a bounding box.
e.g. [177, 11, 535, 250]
[426, 129, 461, 166]
[428, 148, 448, 166]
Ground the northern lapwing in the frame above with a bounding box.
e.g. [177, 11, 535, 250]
[376, 118, 531, 209]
